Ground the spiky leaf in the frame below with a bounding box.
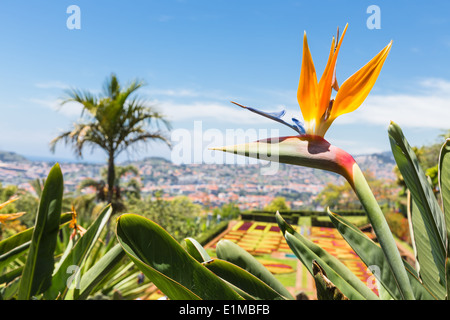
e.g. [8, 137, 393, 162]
[215, 239, 294, 300]
[18, 163, 64, 300]
[389, 122, 446, 299]
[115, 214, 243, 300]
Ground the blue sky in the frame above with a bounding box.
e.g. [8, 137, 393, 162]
[0, 1, 449, 164]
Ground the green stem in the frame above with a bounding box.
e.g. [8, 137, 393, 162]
[348, 163, 415, 300]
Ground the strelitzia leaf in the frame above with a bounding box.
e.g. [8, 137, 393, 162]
[312, 260, 348, 300]
[0, 230, 33, 273]
[0, 266, 23, 287]
[446, 258, 450, 299]
[204, 258, 288, 300]
[439, 140, 450, 299]
[351, 164, 415, 300]
[74, 244, 125, 300]
[18, 163, 64, 300]
[115, 214, 243, 300]
[0, 276, 21, 300]
[184, 237, 211, 263]
[0, 214, 72, 273]
[276, 212, 379, 300]
[438, 139, 450, 250]
[215, 239, 294, 300]
[389, 122, 446, 299]
[44, 204, 113, 300]
[327, 209, 435, 300]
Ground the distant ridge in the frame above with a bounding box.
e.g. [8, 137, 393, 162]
[0, 151, 30, 163]
[24, 155, 104, 164]
[137, 156, 172, 164]
[0, 149, 395, 167]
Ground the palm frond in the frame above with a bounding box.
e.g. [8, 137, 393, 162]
[61, 88, 98, 117]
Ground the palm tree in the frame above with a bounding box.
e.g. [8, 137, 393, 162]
[78, 164, 142, 212]
[50, 74, 171, 208]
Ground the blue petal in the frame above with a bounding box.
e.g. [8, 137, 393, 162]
[232, 101, 302, 134]
[263, 109, 286, 119]
[291, 118, 306, 135]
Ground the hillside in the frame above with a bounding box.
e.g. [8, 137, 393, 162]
[0, 151, 30, 163]
[0, 150, 397, 210]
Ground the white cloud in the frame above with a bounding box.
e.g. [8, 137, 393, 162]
[143, 87, 230, 101]
[28, 77, 450, 131]
[144, 88, 201, 98]
[28, 98, 83, 117]
[34, 81, 70, 90]
[156, 100, 284, 125]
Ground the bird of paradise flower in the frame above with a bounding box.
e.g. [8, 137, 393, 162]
[213, 25, 417, 300]
[230, 23, 392, 139]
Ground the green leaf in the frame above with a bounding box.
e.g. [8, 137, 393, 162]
[0, 266, 24, 287]
[285, 232, 368, 300]
[184, 237, 211, 263]
[83, 229, 118, 271]
[73, 243, 125, 300]
[204, 258, 287, 300]
[376, 276, 394, 300]
[0, 213, 71, 271]
[408, 191, 445, 299]
[0, 276, 21, 300]
[0, 242, 29, 273]
[446, 258, 450, 299]
[215, 239, 294, 300]
[312, 260, 348, 300]
[115, 214, 243, 300]
[44, 204, 113, 300]
[438, 139, 450, 251]
[18, 163, 64, 300]
[0, 228, 33, 268]
[276, 212, 378, 300]
[389, 122, 446, 299]
[327, 210, 436, 300]
[351, 164, 415, 300]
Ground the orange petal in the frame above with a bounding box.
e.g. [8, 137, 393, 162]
[317, 24, 348, 121]
[297, 31, 318, 130]
[0, 212, 26, 223]
[0, 196, 19, 210]
[69, 206, 78, 229]
[331, 40, 392, 119]
[316, 37, 336, 119]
